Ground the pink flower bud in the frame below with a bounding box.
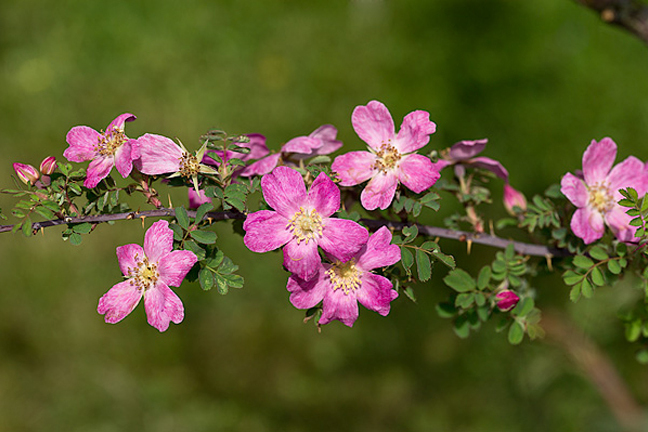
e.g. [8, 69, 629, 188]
[39, 156, 58, 175]
[503, 184, 527, 214]
[495, 290, 520, 312]
[13, 163, 39, 185]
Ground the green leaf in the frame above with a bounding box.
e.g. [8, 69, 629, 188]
[169, 223, 184, 241]
[415, 249, 432, 282]
[214, 274, 229, 295]
[626, 319, 642, 342]
[504, 243, 515, 261]
[443, 269, 476, 292]
[72, 222, 92, 234]
[453, 315, 470, 339]
[190, 229, 217, 244]
[436, 302, 456, 318]
[474, 292, 486, 307]
[588, 246, 608, 261]
[569, 284, 581, 302]
[562, 270, 583, 286]
[512, 297, 534, 317]
[607, 260, 622, 275]
[217, 256, 239, 275]
[221, 273, 244, 288]
[401, 225, 418, 241]
[184, 240, 206, 260]
[34, 206, 55, 219]
[307, 155, 331, 165]
[175, 207, 190, 230]
[477, 266, 491, 290]
[508, 321, 524, 345]
[580, 278, 593, 299]
[455, 293, 474, 308]
[590, 266, 605, 286]
[401, 247, 414, 271]
[195, 202, 214, 222]
[69, 232, 82, 245]
[21, 216, 32, 237]
[402, 286, 416, 302]
[636, 349, 648, 365]
[431, 250, 456, 269]
[205, 249, 225, 268]
[199, 267, 214, 290]
[573, 255, 594, 269]
[225, 197, 246, 212]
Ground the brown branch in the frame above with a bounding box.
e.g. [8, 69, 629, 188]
[574, 0, 648, 45]
[0, 208, 569, 257]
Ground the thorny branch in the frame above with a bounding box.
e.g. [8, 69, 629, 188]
[574, 0, 648, 45]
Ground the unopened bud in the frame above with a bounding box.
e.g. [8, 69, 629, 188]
[39, 156, 58, 175]
[503, 184, 527, 215]
[13, 162, 39, 185]
[495, 290, 520, 312]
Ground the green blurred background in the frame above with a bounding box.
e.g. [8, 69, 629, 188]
[2, 0, 648, 430]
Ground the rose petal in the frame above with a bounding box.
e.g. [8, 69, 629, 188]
[331, 151, 377, 186]
[287, 270, 327, 309]
[116, 243, 145, 277]
[261, 166, 307, 218]
[114, 139, 135, 178]
[583, 138, 616, 185]
[470, 156, 509, 181]
[64, 126, 100, 162]
[571, 207, 604, 244]
[352, 101, 395, 150]
[281, 136, 320, 154]
[243, 210, 292, 253]
[320, 289, 359, 327]
[607, 156, 648, 195]
[448, 139, 488, 160]
[356, 226, 401, 270]
[560, 173, 588, 208]
[360, 172, 399, 210]
[158, 250, 198, 287]
[307, 172, 340, 218]
[398, 153, 440, 193]
[310, 124, 343, 155]
[106, 113, 136, 132]
[395, 109, 436, 153]
[319, 218, 368, 262]
[144, 282, 184, 332]
[282, 240, 322, 281]
[605, 207, 636, 244]
[143, 220, 174, 263]
[135, 133, 183, 175]
[356, 273, 398, 316]
[84, 156, 115, 189]
[240, 153, 281, 177]
[97, 280, 143, 324]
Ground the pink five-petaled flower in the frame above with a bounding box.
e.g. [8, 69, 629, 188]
[561, 137, 648, 244]
[97, 220, 198, 332]
[287, 226, 401, 327]
[332, 100, 440, 210]
[243, 166, 369, 281]
[64, 113, 137, 189]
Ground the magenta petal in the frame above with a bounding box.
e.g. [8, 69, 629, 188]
[282, 136, 320, 154]
[319, 218, 368, 262]
[320, 289, 359, 327]
[261, 167, 307, 218]
[243, 210, 292, 253]
[356, 226, 401, 270]
[144, 220, 174, 263]
[243, 133, 270, 160]
[605, 207, 636, 243]
[287, 270, 327, 309]
[84, 156, 114, 188]
[360, 172, 399, 210]
[310, 124, 343, 155]
[158, 250, 198, 287]
[398, 154, 440, 193]
[114, 139, 134, 178]
[106, 113, 136, 132]
[135, 134, 183, 175]
[283, 240, 322, 281]
[571, 207, 604, 244]
[560, 173, 588, 207]
[431, 159, 451, 172]
[116, 244, 145, 277]
[470, 156, 509, 181]
[240, 153, 281, 177]
[607, 156, 648, 195]
[64, 126, 100, 162]
[356, 273, 398, 316]
[352, 101, 395, 150]
[331, 151, 377, 186]
[144, 283, 184, 332]
[307, 172, 340, 217]
[395, 110, 436, 153]
[448, 139, 488, 160]
[188, 188, 212, 209]
[97, 280, 143, 324]
[583, 138, 616, 185]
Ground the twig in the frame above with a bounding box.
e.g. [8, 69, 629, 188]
[573, 0, 648, 45]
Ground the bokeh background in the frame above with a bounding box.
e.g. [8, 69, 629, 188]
[2, 0, 648, 431]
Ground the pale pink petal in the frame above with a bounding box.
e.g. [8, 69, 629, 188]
[97, 280, 143, 324]
[394, 110, 436, 153]
[607, 156, 648, 195]
[352, 101, 395, 150]
[360, 172, 399, 210]
[282, 136, 320, 154]
[356, 273, 398, 316]
[116, 243, 145, 277]
[64, 126, 100, 162]
[560, 173, 588, 207]
[398, 154, 440, 193]
[84, 156, 115, 188]
[243, 210, 292, 253]
[261, 166, 307, 218]
[431, 159, 451, 172]
[310, 125, 343, 155]
[106, 113, 136, 132]
[448, 139, 488, 160]
[583, 138, 617, 185]
[143, 220, 174, 263]
[158, 250, 198, 287]
[356, 226, 401, 270]
[135, 133, 183, 175]
[307, 172, 340, 217]
[571, 207, 604, 244]
[144, 282, 184, 332]
[239, 133, 269, 161]
[287, 270, 327, 309]
[605, 207, 636, 243]
[320, 289, 359, 327]
[331, 151, 377, 186]
[114, 139, 135, 178]
[470, 157, 509, 181]
[283, 240, 322, 281]
[240, 153, 281, 177]
[319, 218, 368, 262]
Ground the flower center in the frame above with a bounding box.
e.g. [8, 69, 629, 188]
[326, 259, 362, 295]
[373, 143, 402, 173]
[588, 182, 614, 213]
[127, 254, 159, 291]
[96, 127, 127, 156]
[286, 207, 323, 244]
[179, 152, 200, 178]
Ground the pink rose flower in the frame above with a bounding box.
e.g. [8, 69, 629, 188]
[64, 113, 137, 188]
[13, 162, 39, 185]
[432, 138, 509, 180]
[503, 183, 527, 215]
[287, 226, 401, 327]
[97, 220, 198, 332]
[39, 156, 58, 176]
[332, 100, 440, 210]
[495, 290, 519, 312]
[243, 166, 369, 281]
[561, 137, 648, 244]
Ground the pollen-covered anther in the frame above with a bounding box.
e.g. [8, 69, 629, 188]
[128, 256, 160, 291]
[326, 259, 362, 295]
[286, 207, 323, 244]
[179, 152, 200, 178]
[588, 182, 614, 213]
[96, 127, 127, 156]
[373, 142, 402, 173]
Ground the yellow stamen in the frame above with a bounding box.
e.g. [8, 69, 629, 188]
[178, 152, 200, 178]
[96, 126, 127, 156]
[286, 207, 323, 244]
[588, 182, 613, 213]
[373, 142, 402, 173]
[326, 259, 362, 295]
[127, 254, 160, 291]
